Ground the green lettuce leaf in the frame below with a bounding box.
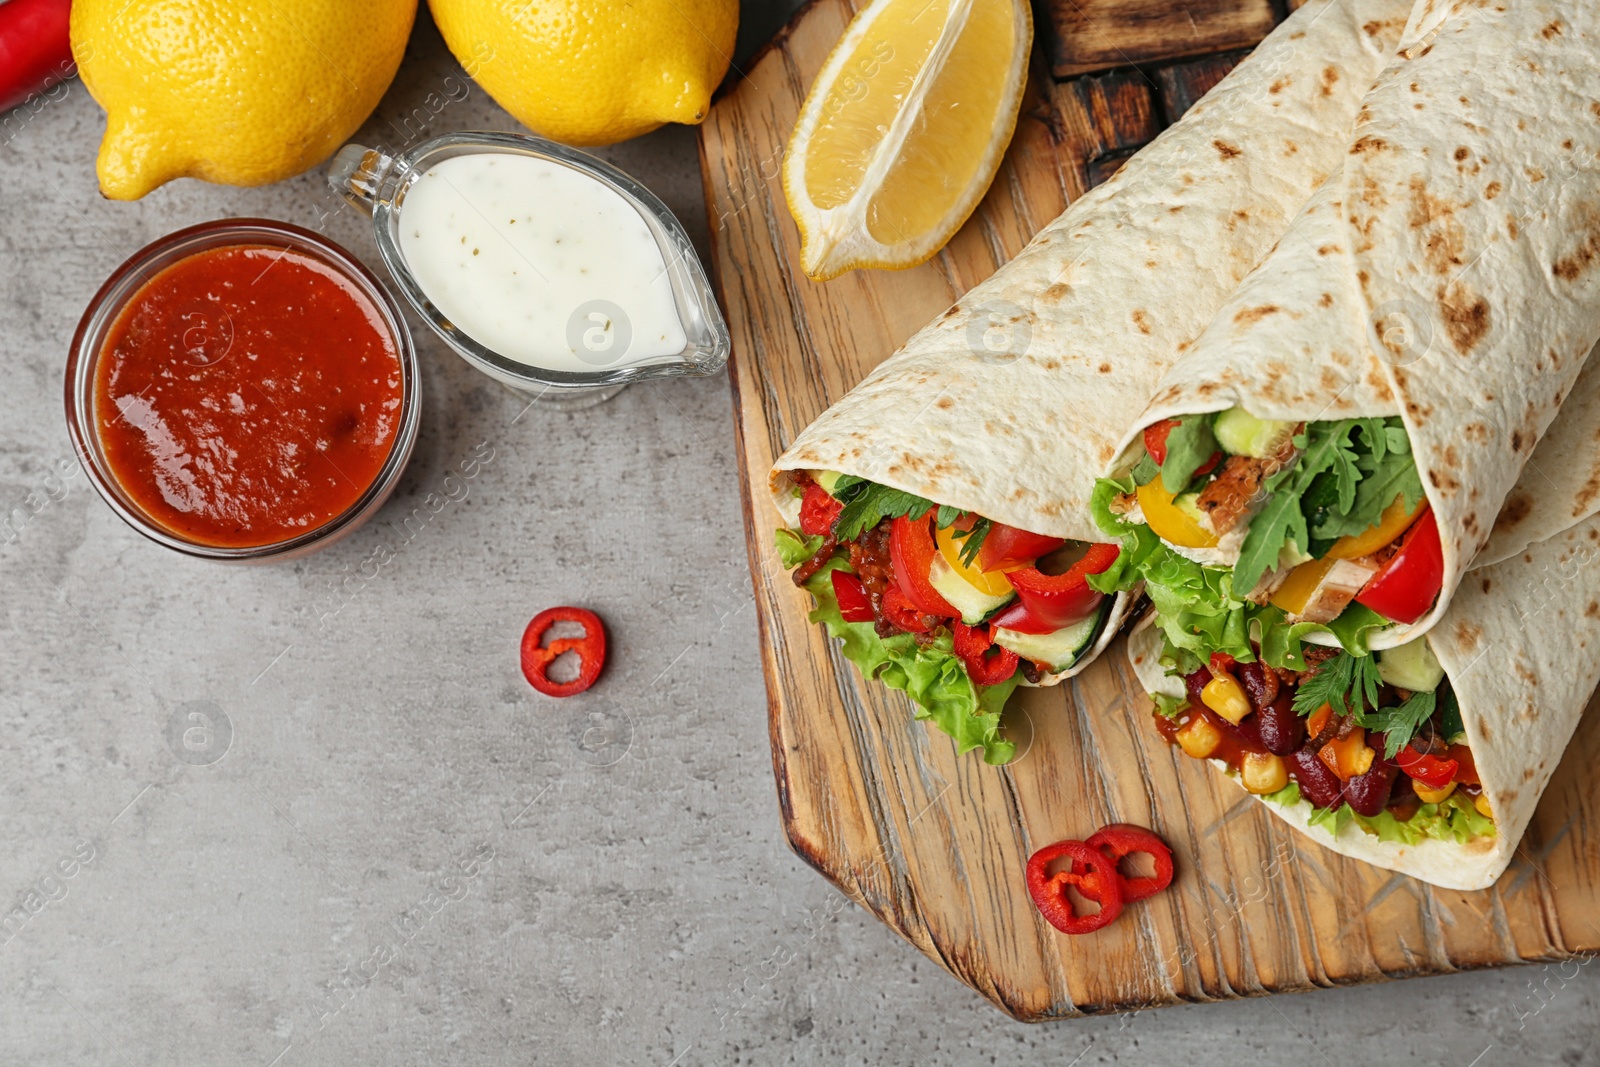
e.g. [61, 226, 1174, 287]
[1259, 782, 1496, 844]
[802, 557, 1020, 764]
[775, 528, 824, 568]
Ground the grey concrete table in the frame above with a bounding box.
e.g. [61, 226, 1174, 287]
[1, 6, 1595, 1064]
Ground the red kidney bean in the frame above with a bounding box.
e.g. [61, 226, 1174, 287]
[1344, 760, 1400, 818]
[1288, 747, 1343, 810]
[1230, 712, 1267, 753]
[1183, 665, 1212, 706]
[1235, 660, 1280, 711]
[1256, 693, 1304, 756]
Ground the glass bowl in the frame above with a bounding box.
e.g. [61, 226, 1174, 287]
[326, 131, 730, 409]
[65, 219, 422, 563]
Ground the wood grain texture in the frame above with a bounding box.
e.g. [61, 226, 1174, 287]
[1043, 0, 1278, 77]
[697, 0, 1600, 1021]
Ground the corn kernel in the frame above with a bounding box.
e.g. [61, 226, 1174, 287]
[1318, 730, 1373, 780]
[1241, 751, 1289, 795]
[1475, 792, 1494, 820]
[1201, 675, 1252, 725]
[1413, 780, 1456, 804]
[1176, 714, 1223, 760]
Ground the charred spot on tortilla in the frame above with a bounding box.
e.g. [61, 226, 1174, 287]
[1464, 422, 1489, 444]
[1269, 76, 1290, 95]
[1484, 181, 1502, 200]
[935, 396, 954, 411]
[1481, 577, 1492, 594]
[1212, 140, 1242, 161]
[1319, 66, 1339, 96]
[1455, 619, 1484, 648]
[1041, 282, 1070, 301]
[1318, 292, 1335, 308]
[1573, 470, 1600, 515]
[1438, 281, 1491, 354]
[1428, 467, 1462, 493]
[1350, 135, 1389, 156]
[1552, 228, 1600, 282]
[1233, 304, 1279, 326]
[1130, 310, 1152, 335]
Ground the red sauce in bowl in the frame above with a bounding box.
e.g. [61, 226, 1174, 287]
[94, 244, 404, 548]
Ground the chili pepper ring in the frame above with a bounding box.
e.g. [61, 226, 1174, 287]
[521, 607, 607, 697]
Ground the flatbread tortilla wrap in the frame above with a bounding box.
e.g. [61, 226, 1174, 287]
[769, 0, 1412, 763]
[1093, 1, 1600, 676]
[1129, 405, 1600, 891]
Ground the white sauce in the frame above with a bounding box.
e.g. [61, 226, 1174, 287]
[398, 153, 686, 373]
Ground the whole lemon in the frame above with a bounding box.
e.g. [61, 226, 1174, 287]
[428, 0, 737, 147]
[72, 0, 417, 200]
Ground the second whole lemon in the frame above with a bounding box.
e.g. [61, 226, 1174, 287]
[71, 0, 417, 201]
[428, 0, 737, 147]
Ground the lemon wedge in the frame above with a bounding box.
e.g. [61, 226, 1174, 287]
[782, 0, 1031, 281]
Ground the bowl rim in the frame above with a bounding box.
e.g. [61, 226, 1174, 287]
[64, 217, 422, 562]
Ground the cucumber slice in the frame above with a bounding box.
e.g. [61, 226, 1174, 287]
[992, 602, 1110, 674]
[1213, 407, 1296, 459]
[928, 552, 1014, 624]
[813, 469, 845, 496]
[1377, 637, 1444, 692]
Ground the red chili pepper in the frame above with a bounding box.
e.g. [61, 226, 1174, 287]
[976, 521, 1066, 573]
[951, 622, 1020, 686]
[880, 586, 934, 633]
[830, 569, 876, 623]
[1143, 418, 1221, 475]
[1395, 745, 1458, 790]
[1086, 823, 1175, 902]
[889, 513, 958, 619]
[1025, 839, 1124, 935]
[0, 0, 74, 114]
[520, 607, 607, 697]
[1355, 505, 1444, 625]
[798, 481, 843, 538]
[1004, 542, 1120, 630]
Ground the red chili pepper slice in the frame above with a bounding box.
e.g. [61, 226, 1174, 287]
[1086, 823, 1175, 903]
[798, 481, 843, 538]
[880, 586, 934, 634]
[976, 522, 1066, 573]
[1355, 505, 1444, 625]
[889, 513, 958, 618]
[1395, 745, 1458, 790]
[1143, 418, 1221, 475]
[1004, 542, 1120, 630]
[520, 607, 607, 697]
[830, 569, 876, 623]
[951, 622, 1020, 686]
[1026, 839, 1124, 935]
[0, 0, 74, 114]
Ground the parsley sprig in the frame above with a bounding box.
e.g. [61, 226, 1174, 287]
[1289, 649, 1443, 758]
[831, 479, 964, 542]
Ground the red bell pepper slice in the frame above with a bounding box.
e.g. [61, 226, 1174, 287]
[1086, 823, 1175, 902]
[830, 569, 875, 624]
[520, 607, 607, 697]
[889, 513, 958, 619]
[1004, 542, 1120, 630]
[1144, 418, 1221, 475]
[798, 481, 843, 538]
[1449, 743, 1480, 785]
[1396, 745, 1459, 790]
[977, 522, 1066, 572]
[0, 0, 74, 115]
[1026, 839, 1124, 935]
[1355, 505, 1443, 625]
[880, 586, 934, 634]
[951, 622, 1021, 686]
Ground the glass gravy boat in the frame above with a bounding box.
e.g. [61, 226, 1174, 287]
[328, 131, 729, 408]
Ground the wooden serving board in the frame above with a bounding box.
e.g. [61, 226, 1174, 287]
[697, 0, 1600, 1021]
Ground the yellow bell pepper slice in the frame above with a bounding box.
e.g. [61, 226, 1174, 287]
[1136, 479, 1219, 549]
[1269, 557, 1338, 615]
[1325, 493, 1423, 560]
[935, 524, 1014, 597]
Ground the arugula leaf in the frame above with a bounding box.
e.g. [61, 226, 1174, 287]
[833, 483, 940, 541]
[1290, 651, 1383, 718]
[1232, 490, 1308, 598]
[952, 517, 991, 567]
[1357, 688, 1436, 758]
[1159, 413, 1219, 493]
[802, 556, 1019, 763]
[775, 528, 825, 569]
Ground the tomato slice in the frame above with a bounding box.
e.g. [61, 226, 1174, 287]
[1143, 418, 1221, 475]
[830, 569, 875, 623]
[1004, 543, 1120, 630]
[951, 622, 1021, 686]
[976, 522, 1066, 573]
[889, 513, 958, 618]
[520, 607, 607, 698]
[798, 480, 843, 538]
[1355, 505, 1443, 624]
[1396, 745, 1458, 790]
[881, 586, 935, 633]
